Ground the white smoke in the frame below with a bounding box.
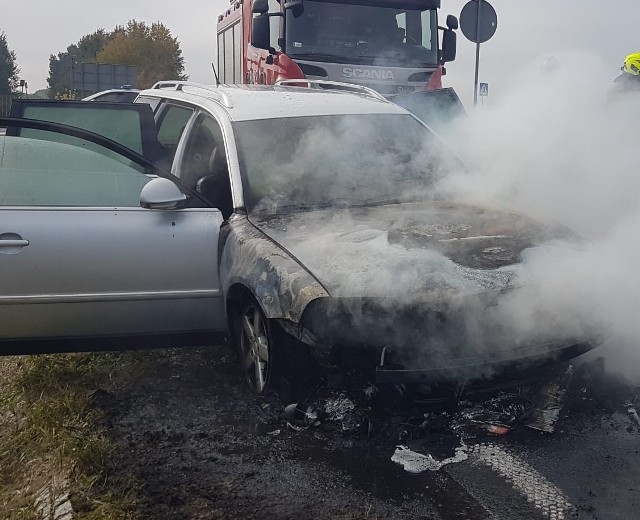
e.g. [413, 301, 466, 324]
[439, 50, 640, 379]
[250, 54, 639, 379]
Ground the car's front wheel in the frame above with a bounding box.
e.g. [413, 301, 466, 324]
[234, 299, 273, 394]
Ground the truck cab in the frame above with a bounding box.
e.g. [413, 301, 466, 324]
[217, 0, 457, 97]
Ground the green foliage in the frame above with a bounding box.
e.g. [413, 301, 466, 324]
[0, 31, 20, 95]
[55, 88, 80, 100]
[47, 21, 187, 97]
[97, 20, 187, 88]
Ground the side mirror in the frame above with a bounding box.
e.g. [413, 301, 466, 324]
[446, 15, 459, 30]
[252, 0, 268, 14]
[284, 0, 303, 9]
[140, 177, 188, 210]
[284, 0, 304, 17]
[441, 29, 457, 63]
[252, 13, 270, 50]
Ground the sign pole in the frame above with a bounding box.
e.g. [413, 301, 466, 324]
[461, 0, 497, 105]
[473, 0, 482, 107]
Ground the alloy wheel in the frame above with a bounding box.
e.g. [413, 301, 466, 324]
[238, 302, 271, 393]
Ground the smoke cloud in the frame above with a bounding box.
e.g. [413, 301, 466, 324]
[250, 56, 639, 380]
[439, 50, 640, 379]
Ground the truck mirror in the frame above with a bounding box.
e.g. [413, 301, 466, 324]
[284, 0, 303, 9]
[252, 14, 271, 50]
[252, 0, 268, 14]
[446, 15, 459, 30]
[441, 29, 457, 63]
[284, 0, 304, 17]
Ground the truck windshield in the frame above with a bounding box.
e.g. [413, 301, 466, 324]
[285, 0, 438, 67]
[234, 114, 457, 214]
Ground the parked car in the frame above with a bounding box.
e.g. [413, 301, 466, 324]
[82, 86, 141, 103]
[0, 81, 595, 393]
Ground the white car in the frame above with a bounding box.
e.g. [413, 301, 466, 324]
[82, 86, 141, 103]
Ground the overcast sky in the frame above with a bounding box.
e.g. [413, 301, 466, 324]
[3, 0, 637, 103]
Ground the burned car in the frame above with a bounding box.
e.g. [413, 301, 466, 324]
[0, 81, 594, 393]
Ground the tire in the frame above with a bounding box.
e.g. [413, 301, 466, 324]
[233, 298, 274, 394]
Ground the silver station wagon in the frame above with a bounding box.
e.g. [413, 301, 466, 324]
[0, 81, 594, 393]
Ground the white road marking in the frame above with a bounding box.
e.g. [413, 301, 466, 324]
[392, 441, 576, 519]
[470, 443, 575, 520]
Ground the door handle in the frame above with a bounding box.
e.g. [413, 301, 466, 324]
[0, 239, 29, 247]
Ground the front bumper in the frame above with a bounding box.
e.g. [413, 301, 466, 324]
[374, 340, 595, 384]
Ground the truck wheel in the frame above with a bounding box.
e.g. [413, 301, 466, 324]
[234, 298, 274, 394]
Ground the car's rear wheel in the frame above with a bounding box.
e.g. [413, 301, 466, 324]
[235, 299, 273, 394]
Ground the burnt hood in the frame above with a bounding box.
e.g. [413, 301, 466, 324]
[250, 201, 566, 299]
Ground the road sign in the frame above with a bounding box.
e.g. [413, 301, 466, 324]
[459, 0, 498, 107]
[460, 0, 498, 44]
[479, 82, 489, 96]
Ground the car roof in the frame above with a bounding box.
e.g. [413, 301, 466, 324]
[137, 82, 408, 122]
[83, 88, 141, 101]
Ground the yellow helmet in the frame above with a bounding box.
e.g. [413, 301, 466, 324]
[623, 53, 640, 76]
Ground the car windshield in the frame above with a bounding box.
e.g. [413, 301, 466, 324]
[286, 1, 438, 67]
[234, 113, 458, 214]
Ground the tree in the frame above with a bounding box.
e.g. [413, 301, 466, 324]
[0, 31, 19, 95]
[47, 22, 186, 97]
[97, 21, 187, 88]
[47, 29, 113, 98]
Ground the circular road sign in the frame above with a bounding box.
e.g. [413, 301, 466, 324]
[460, 0, 498, 44]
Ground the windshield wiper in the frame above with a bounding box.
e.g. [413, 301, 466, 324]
[255, 201, 335, 215]
[254, 194, 419, 215]
[347, 194, 409, 207]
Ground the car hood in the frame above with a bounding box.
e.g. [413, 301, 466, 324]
[250, 200, 565, 300]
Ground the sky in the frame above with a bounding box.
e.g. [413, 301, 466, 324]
[2, 0, 638, 103]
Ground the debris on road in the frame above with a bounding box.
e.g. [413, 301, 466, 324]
[527, 365, 574, 433]
[324, 393, 364, 431]
[624, 401, 640, 427]
[281, 403, 321, 428]
[448, 387, 534, 436]
[486, 424, 510, 435]
[391, 443, 469, 473]
[325, 393, 356, 421]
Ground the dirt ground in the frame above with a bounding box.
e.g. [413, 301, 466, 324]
[76, 344, 640, 520]
[86, 346, 444, 519]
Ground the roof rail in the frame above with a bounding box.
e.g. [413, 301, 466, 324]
[151, 81, 233, 108]
[274, 79, 388, 102]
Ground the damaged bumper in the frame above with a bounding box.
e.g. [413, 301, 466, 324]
[374, 340, 594, 384]
[297, 296, 599, 383]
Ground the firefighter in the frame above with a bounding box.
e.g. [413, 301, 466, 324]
[610, 53, 640, 95]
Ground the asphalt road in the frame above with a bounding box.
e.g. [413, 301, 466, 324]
[91, 343, 639, 519]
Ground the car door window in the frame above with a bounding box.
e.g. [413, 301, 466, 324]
[156, 104, 194, 164]
[179, 114, 233, 218]
[0, 133, 150, 207]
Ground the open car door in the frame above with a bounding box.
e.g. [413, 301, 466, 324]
[0, 118, 225, 354]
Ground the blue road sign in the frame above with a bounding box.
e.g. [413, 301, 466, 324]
[479, 82, 489, 96]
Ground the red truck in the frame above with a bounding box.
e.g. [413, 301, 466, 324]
[216, 0, 458, 97]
